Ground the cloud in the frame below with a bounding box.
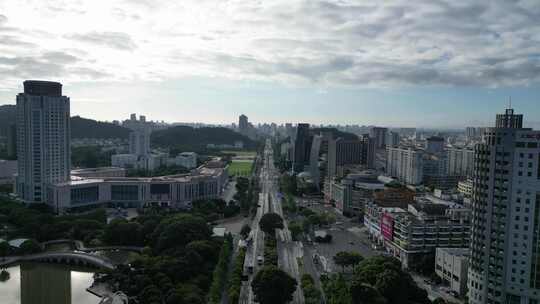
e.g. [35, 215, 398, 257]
[65, 31, 137, 50]
[0, 51, 107, 81]
[0, 0, 538, 88]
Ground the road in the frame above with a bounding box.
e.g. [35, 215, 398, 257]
[264, 139, 304, 304]
[240, 139, 304, 304]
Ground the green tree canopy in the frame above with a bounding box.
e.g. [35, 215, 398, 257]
[259, 213, 284, 235]
[240, 224, 251, 239]
[251, 266, 297, 304]
[102, 218, 143, 246]
[350, 282, 386, 304]
[333, 251, 364, 272]
[351, 256, 430, 304]
[152, 214, 211, 253]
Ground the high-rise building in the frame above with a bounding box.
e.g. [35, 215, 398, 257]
[123, 114, 151, 157]
[16, 80, 70, 203]
[386, 147, 424, 185]
[285, 123, 293, 138]
[129, 127, 150, 156]
[238, 114, 248, 132]
[466, 127, 478, 141]
[360, 134, 375, 169]
[387, 131, 400, 147]
[426, 136, 445, 154]
[327, 136, 374, 179]
[370, 127, 388, 149]
[447, 147, 474, 177]
[7, 123, 17, 158]
[468, 109, 540, 304]
[292, 123, 311, 172]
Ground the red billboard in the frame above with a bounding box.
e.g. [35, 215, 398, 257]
[380, 213, 394, 241]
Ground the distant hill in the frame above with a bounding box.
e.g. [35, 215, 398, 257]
[0, 105, 130, 139]
[151, 126, 256, 150]
[311, 127, 359, 140]
[0, 105, 16, 136]
[71, 116, 130, 139]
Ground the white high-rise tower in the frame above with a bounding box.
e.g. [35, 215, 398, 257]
[16, 80, 71, 203]
[468, 108, 540, 304]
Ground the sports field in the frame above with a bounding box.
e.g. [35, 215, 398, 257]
[228, 160, 253, 177]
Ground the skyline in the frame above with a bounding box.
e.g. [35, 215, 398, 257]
[0, 0, 539, 127]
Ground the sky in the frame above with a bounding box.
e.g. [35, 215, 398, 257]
[0, 0, 539, 128]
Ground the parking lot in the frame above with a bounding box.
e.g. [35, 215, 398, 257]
[296, 199, 464, 304]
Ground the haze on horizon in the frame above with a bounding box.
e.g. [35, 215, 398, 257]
[0, 0, 539, 128]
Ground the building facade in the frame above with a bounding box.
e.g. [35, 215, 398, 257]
[16, 81, 71, 203]
[292, 123, 311, 172]
[426, 136, 445, 154]
[468, 109, 540, 304]
[447, 147, 474, 177]
[383, 202, 471, 269]
[49, 166, 228, 212]
[386, 147, 424, 185]
[327, 137, 374, 179]
[238, 114, 248, 132]
[435, 248, 469, 296]
[370, 127, 388, 149]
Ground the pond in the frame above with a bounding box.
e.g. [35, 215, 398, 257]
[0, 262, 101, 304]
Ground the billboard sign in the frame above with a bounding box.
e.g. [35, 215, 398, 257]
[381, 213, 394, 241]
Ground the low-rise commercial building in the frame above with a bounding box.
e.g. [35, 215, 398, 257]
[326, 170, 387, 217]
[435, 247, 469, 296]
[365, 197, 471, 269]
[364, 203, 407, 247]
[71, 167, 126, 178]
[47, 165, 228, 213]
[168, 152, 197, 169]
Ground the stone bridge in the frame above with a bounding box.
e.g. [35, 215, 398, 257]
[1, 252, 115, 270]
[42, 239, 144, 253]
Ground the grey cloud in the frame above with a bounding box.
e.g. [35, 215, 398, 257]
[0, 35, 37, 48]
[2, 0, 540, 88]
[205, 52, 355, 82]
[67, 67, 110, 79]
[0, 51, 107, 80]
[65, 31, 137, 50]
[42, 51, 79, 64]
[0, 56, 65, 78]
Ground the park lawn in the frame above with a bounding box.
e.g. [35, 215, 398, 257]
[228, 160, 253, 176]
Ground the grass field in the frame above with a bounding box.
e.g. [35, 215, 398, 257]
[228, 160, 253, 176]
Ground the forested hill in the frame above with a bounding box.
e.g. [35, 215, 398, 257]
[71, 116, 130, 139]
[0, 105, 16, 136]
[151, 126, 256, 149]
[0, 105, 130, 139]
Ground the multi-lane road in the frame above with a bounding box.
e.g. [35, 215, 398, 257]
[240, 139, 304, 304]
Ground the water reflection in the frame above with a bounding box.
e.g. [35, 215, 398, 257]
[0, 263, 100, 304]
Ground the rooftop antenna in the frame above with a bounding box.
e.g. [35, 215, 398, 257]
[509, 96, 512, 109]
